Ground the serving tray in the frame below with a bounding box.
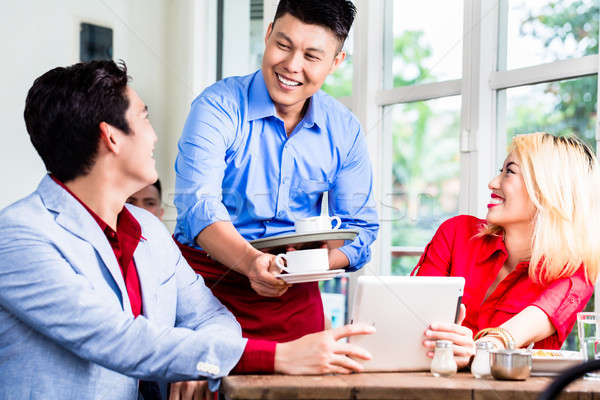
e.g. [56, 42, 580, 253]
[249, 229, 358, 252]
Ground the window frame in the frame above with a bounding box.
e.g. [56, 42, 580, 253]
[207, 0, 600, 312]
[352, 0, 600, 310]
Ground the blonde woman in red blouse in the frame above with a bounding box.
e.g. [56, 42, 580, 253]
[413, 132, 600, 368]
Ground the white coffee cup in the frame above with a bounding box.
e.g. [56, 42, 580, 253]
[275, 248, 330, 274]
[294, 215, 341, 234]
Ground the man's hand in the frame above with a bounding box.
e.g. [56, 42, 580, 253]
[196, 221, 290, 297]
[246, 252, 291, 297]
[274, 323, 375, 375]
[169, 380, 212, 400]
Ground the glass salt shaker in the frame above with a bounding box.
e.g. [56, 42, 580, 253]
[471, 341, 494, 378]
[430, 340, 457, 377]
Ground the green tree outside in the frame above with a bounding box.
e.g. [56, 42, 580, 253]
[510, 1, 598, 149]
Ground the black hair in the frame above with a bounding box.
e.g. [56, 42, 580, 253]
[152, 178, 162, 199]
[24, 59, 131, 182]
[273, 0, 356, 46]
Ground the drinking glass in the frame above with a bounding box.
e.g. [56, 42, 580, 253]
[577, 312, 600, 380]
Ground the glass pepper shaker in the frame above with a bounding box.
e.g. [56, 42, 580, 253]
[430, 340, 457, 377]
[471, 341, 494, 378]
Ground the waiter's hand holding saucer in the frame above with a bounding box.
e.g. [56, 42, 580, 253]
[248, 251, 291, 297]
[196, 221, 291, 297]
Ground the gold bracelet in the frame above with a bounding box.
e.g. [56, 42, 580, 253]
[494, 327, 516, 348]
[473, 327, 494, 341]
[474, 327, 516, 349]
[475, 328, 507, 347]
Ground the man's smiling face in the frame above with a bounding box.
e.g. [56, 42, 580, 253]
[261, 13, 345, 117]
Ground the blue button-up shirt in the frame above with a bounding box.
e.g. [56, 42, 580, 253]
[174, 70, 379, 270]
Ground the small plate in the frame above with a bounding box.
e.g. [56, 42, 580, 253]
[531, 349, 582, 376]
[249, 229, 358, 252]
[276, 269, 344, 284]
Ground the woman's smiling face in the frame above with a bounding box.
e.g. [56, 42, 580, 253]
[486, 154, 537, 229]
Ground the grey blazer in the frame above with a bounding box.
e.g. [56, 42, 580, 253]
[0, 175, 246, 399]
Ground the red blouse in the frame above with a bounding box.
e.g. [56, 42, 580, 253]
[412, 215, 593, 349]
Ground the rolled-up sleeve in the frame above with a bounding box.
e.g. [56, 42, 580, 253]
[174, 94, 237, 244]
[532, 268, 594, 343]
[331, 124, 379, 271]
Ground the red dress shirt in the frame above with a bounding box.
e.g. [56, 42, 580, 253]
[412, 215, 593, 349]
[52, 176, 274, 374]
[51, 176, 143, 317]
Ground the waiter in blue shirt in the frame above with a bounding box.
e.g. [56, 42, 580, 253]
[174, 0, 379, 342]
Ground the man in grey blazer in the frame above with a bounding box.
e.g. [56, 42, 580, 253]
[0, 60, 373, 399]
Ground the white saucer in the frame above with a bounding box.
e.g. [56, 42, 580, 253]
[276, 269, 344, 284]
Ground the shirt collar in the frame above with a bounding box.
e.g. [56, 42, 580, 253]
[50, 175, 141, 240]
[248, 70, 277, 121]
[51, 175, 108, 230]
[301, 95, 319, 131]
[247, 69, 322, 132]
[474, 229, 531, 273]
[475, 232, 508, 264]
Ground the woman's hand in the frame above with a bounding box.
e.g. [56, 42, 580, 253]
[274, 323, 375, 375]
[423, 304, 475, 369]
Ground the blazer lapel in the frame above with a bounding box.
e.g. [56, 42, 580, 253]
[38, 176, 131, 312]
[133, 236, 158, 320]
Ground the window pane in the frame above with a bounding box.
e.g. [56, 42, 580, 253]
[503, 0, 599, 70]
[502, 76, 598, 152]
[322, 27, 354, 98]
[385, 0, 463, 88]
[562, 295, 594, 351]
[391, 255, 421, 277]
[221, 0, 264, 78]
[388, 96, 461, 251]
[248, 0, 264, 72]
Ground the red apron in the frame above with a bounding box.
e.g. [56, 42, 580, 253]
[176, 240, 325, 342]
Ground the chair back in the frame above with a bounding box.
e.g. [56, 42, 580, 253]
[538, 359, 600, 400]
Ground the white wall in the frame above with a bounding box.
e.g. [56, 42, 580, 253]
[0, 0, 199, 224]
[159, 0, 219, 230]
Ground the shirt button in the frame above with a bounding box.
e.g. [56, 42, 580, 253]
[282, 177, 289, 184]
[277, 211, 284, 217]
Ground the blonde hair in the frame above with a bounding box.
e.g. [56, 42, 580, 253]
[482, 132, 600, 285]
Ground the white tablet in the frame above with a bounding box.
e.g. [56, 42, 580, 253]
[348, 275, 465, 372]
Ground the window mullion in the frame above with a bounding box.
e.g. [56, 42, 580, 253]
[376, 80, 461, 105]
[491, 55, 599, 90]
[352, 0, 385, 276]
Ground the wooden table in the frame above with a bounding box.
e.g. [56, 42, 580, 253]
[220, 372, 600, 400]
